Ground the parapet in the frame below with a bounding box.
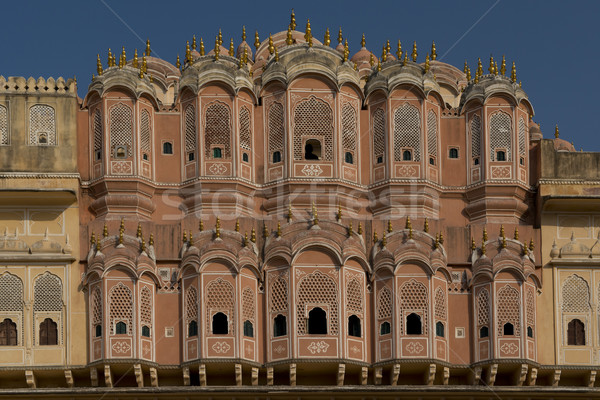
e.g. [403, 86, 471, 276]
[0, 76, 77, 96]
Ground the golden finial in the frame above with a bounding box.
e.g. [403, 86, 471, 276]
[214, 36, 220, 61]
[107, 48, 113, 67]
[304, 19, 312, 43]
[288, 204, 293, 223]
[199, 220, 204, 232]
[439, 232, 444, 244]
[381, 45, 387, 62]
[263, 223, 269, 238]
[192, 35, 197, 51]
[235, 219, 240, 232]
[434, 234, 439, 249]
[229, 38, 235, 56]
[519, 81, 522, 88]
[471, 237, 476, 251]
[396, 40, 402, 59]
[149, 234, 154, 246]
[408, 225, 413, 240]
[324, 28, 331, 46]
[343, 40, 349, 62]
[348, 222, 353, 236]
[488, 55, 494, 74]
[186, 41, 192, 63]
[405, 216, 412, 230]
[494, 61, 498, 76]
[500, 225, 505, 238]
[277, 222, 282, 237]
[103, 223, 108, 238]
[215, 217, 221, 239]
[358, 222, 363, 235]
[353, 62, 357, 70]
[313, 204, 319, 226]
[118, 229, 124, 245]
[466, 66, 472, 81]
[514, 227, 519, 240]
[254, 31, 260, 50]
[286, 27, 293, 45]
[149, 74, 153, 83]
[554, 124, 559, 138]
[112, 52, 117, 68]
[369, 53, 375, 67]
[372, 230, 378, 243]
[431, 41, 437, 60]
[268, 34, 275, 54]
[90, 232, 96, 245]
[387, 220, 393, 233]
[290, 9, 296, 30]
[250, 227, 256, 242]
[464, 60, 468, 74]
[523, 241, 529, 256]
[241, 26, 247, 42]
[529, 238, 535, 251]
[338, 27, 343, 44]
[142, 55, 147, 73]
[510, 61, 517, 83]
[382, 232, 387, 247]
[141, 236, 146, 251]
[337, 204, 342, 220]
[474, 71, 479, 84]
[218, 29, 223, 46]
[477, 57, 483, 77]
[136, 223, 142, 238]
[481, 239, 486, 255]
[176, 55, 181, 69]
[199, 37, 205, 56]
[145, 39, 151, 56]
[501, 235, 507, 249]
[120, 218, 125, 231]
[500, 55, 506, 76]
[243, 232, 248, 247]
[411, 41, 418, 62]
[386, 39, 391, 55]
[424, 53, 430, 73]
[403, 53, 408, 66]
[243, 46, 248, 64]
[377, 58, 381, 72]
[424, 218, 429, 233]
[483, 227, 488, 242]
[97, 54, 103, 75]
[183, 230, 187, 242]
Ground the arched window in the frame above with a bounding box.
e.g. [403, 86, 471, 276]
[109, 103, 132, 157]
[503, 322, 514, 336]
[0, 319, 17, 346]
[188, 320, 198, 337]
[268, 102, 284, 165]
[39, 318, 58, 345]
[163, 142, 173, 154]
[212, 147, 223, 159]
[188, 152, 194, 162]
[308, 307, 327, 335]
[489, 112, 512, 161]
[348, 315, 361, 337]
[394, 104, 421, 162]
[479, 326, 489, 338]
[402, 150, 412, 161]
[274, 314, 287, 337]
[1, 104, 10, 145]
[272, 151, 281, 163]
[243, 320, 254, 338]
[373, 108, 386, 165]
[95, 324, 102, 338]
[116, 321, 127, 335]
[436, 321, 445, 338]
[242, 153, 249, 162]
[204, 102, 231, 159]
[406, 313, 422, 335]
[293, 96, 333, 161]
[380, 321, 391, 335]
[344, 152, 353, 164]
[449, 148, 459, 159]
[212, 312, 228, 335]
[141, 325, 150, 337]
[567, 319, 585, 346]
[304, 139, 321, 160]
[496, 150, 506, 161]
[527, 326, 533, 338]
[29, 104, 56, 145]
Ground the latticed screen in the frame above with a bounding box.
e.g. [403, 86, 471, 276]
[427, 110, 437, 158]
[270, 275, 288, 313]
[373, 108, 385, 161]
[470, 115, 481, 159]
[140, 286, 152, 327]
[0, 273, 22, 312]
[33, 273, 62, 312]
[205, 278, 234, 332]
[184, 104, 196, 153]
[496, 285, 521, 336]
[377, 287, 392, 320]
[393, 104, 421, 162]
[399, 279, 428, 334]
[29, 104, 56, 145]
[526, 287, 535, 333]
[293, 97, 333, 161]
[93, 109, 102, 154]
[140, 110, 151, 154]
[489, 112, 512, 161]
[242, 287, 255, 323]
[562, 275, 590, 312]
[0, 105, 9, 145]
[518, 117, 526, 156]
[434, 287, 446, 320]
[296, 271, 338, 335]
[92, 287, 102, 327]
[268, 102, 284, 160]
[239, 106, 252, 152]
[109, 103, 133, 157]
[109, 282, 133, 334]
[204, 102, 231, 159]
[342, 103, 357, 154]
[346, 278, 363, 315]
[476, 289, 490, 326]
[185, 286, 198, 324]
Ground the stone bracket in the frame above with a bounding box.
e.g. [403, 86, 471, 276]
[104, 365, 113, 388]
[25, 370, 36, 389]
[391, 364, 400, 386]
[199, 364, 207, 386]
[64, 370, 74, 388]
[337, 363, 345, 386]
[134, 363, 144, 388]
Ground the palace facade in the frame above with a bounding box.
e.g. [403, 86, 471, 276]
[0, 14, 599, 398]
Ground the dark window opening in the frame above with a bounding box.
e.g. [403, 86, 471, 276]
[503, 322, 514, 336]
[0, 318, 17, 346]
[304, 140, 321, 160]
[272, 151, 282, 163]
[142, 325, 150, 337]
[520, 157, 524, 166]
[376, 156, 383, 164]
[567, 319, 585, 346]
[39, 133, 48, 144]
[243, 320, 254, 337]
[449, 148, 459, 159]
[188, 152, 194, 162]
[406, 313, 422, 335]
[479, 326, 489, 338]
[474, 157, 480, 165]
[116, 321, 127, 335]
[527, 326, 533, 338]
[402, 150, 412, 161]
[242, 153, 249, 162]
[496, 150, 506, 161]
[308, 307, 327, 335]
[96, 151, 102, 161]
[115, 146, 127, 158]
[436, 321, 445, 337]
[143, 153, 149, 161]
[429, 157, 435, 165]
[345, 152, 354, 164]
[274, 314, 287, 337]
[163, 142, 173, 154]
[39, 318, 58, 345]
[380, 321, 391, 335]
[212, 312, 228, 335]
[95, 324, 102, 338]
[213, 147, 223, 159]
[188, 320, 198, 337]
[348, 315, 361, 338]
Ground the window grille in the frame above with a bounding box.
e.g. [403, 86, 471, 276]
[293, 96, 333, 161]
[562, 275, 590, 312]
[268, 102, 284, 162]
[0, 105, 7, 145]
[109, 282, 132, 335]
[204, 102, 231, 159]
[399, 279, 428, 334]
[140, 109, 151, 154]
[29, 105, 56, 145]
[489, 112, 512, 161]
[373, 108, 385, 162]
[296, 271, 338, 335]
[427, 110, 437, 157]
[497, 285, 520, 337]
[394, 104, 421, 162]
[239, 106, 252, 152]
[205, 278, 234, 333]
[109, 103, 133, 157]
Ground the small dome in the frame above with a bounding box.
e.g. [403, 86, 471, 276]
[207, 45, 230, 57]
[560, 234, 589, 257]
[351, 47, 374, 64]
[141, 55, 181, 78]
[385, 52, 396, 62]
[554, 137, 576, 152]
[335, 42, 345, 54]
[529, 121, 542, 140]
[236, 41, 253, 59]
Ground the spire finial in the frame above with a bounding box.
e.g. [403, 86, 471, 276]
[176, 55, 181, 69]
[200, 37, 205, 56]
[90, 232, 96, 245]
[514, 227, 519, 240]
[215, 217, 221, 239]
[119, 46, 126, 69]
[381, 45, 387, 62]
[286, 27, 293, 45]
[424, 53, 430, 73]
[481, 238, 486, 255]
[243, 232, 248, 247]
[268, 33, 275, 55]
[97, 54, 103, 76]
[343, 39, 349, 62]
[434, 234, 439, 249]
[214, 36, 220, 61]
[403, 52, 408, 66]
[229, 38, 235, 56]
[263, 223, 269, 238]
[488, 55, 495, 74]
[290, 9, 296, 30]
[192, 35, 197, 51]
[396, 40, 402, 59]
[338, 27, 343, 44]
[183, 230, 187, 242]
[439, 231, 444, 244]
[424, 218, 429, 233]
[305, 19, 313, 47]
[500, 55, 506, 76]
[377, 58, 381, 72]
[411, 41, 418, 62]
[511, 61, 517, 83]
[386, 39, 391, 54]
[523, 241, 529, 256]
[242, 26, 246, 42]
[477, 57, 483, 77]
[405, 216, 412, 230]
[388, 220, 393, 233]
[369, 53, 375, 67]
[324, 28, 331, 47]
[500, 225, 505, 238]
[361, 33, 366, 48]
[288, 204, 293, 223]
[254, 31, 260, 50]
[382, 232, 387, 247]
[199, 220, 204, 232]
[466, 66, 472, 81]
[145, 39, 151, 56]
[529, 238, 535, 251]
[235, 219, 240, 232]
[250, 227, 256, 242]
[149, 234, 154, 246]
[431, 41, 437, 60]
[218, 29, 223, 46]
[464, 60, 468, 74]
[348, 222, 353, 236]
[501, 235, 507, 249]
[358, 222, 363, 235]
[555, 124, 559, 138]
[494, 61, 498, 76]
[277, 222, 282, 237]
[103, 223, 108, 238]
[132, 49, 139, 68]
[136, 223, 142, 239]
[312, 202, 319, 225]
[118, 229, 124, 245]
[373, 230, 378, 243]
[337, 203, 342, 221]
[471, 237, 476, 251]
[186, 41, 192, 64]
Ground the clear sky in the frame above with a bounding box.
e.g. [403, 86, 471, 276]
[1, 1, 598, 150]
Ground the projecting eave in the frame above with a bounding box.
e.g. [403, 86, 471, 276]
[540, 195, 600, 213]
[459, 75, 533, 115]
[84, 67, 160, 109]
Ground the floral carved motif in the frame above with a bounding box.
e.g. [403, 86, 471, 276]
[301, 164, 323, 177]
[212, 341, 231, 354]
[405, 341, 424, 354]
[307, 341, 329, 354]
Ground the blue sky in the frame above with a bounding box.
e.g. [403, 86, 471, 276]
[1, 1, 598, 150]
